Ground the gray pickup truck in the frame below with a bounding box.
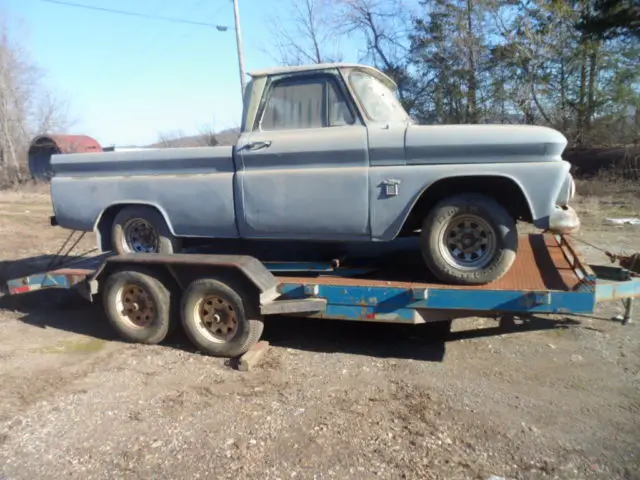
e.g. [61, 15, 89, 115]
[49, 62, 579, 285]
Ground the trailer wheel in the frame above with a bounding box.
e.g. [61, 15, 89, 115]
[111, 205, 181, 255]
[180, 278, 264, 358]
[420, 193, 518, 285]
[102, 268, 173, 345]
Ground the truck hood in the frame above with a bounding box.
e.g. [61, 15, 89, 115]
[404, 124, 568, 165]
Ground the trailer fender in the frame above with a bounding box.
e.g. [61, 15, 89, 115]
[89, 253, 281, 307]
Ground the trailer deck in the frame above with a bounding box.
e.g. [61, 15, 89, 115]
[4, 234, 636, 311]
[2, 233, 638, 356]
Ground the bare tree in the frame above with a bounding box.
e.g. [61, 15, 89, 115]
[266, 0, 343, 66]
[0, 20, 74, 185]
[0, 26, 32, 173]
[155, 129, 188, 148]
[331, 0, 414, 102]
[34, 89, 74, 135]
[196, 121, 219, 146]
[155, 121, 220, 148]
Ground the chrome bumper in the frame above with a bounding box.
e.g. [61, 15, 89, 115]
[547, 205, 580, 234]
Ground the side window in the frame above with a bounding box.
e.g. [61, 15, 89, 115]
[328, 81, 355, 127]
[261, 78, 324, 130]
[260, 75, 356, 130]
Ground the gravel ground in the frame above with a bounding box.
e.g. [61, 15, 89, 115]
[0, 188, 638, 480]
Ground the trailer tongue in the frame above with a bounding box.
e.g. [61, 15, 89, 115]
[2, 233, 638, 357]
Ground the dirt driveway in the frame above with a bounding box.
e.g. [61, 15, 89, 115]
[0, 188, 638, 480]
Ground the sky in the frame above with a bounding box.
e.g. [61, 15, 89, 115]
[2, 0, 362, 147]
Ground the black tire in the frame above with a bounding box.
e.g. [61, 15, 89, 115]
[101, 267, 173, 344]
[420, 193, 518, 285]
[111, 205, 181, 255]
[180, 277, 264, 357]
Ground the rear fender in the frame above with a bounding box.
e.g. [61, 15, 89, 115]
[93, 201, 177, 252]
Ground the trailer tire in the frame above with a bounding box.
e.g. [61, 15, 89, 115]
[111, 205, 181, 255]
[180, 277, 264, 358]
[420, 193, 518, 285]
[102, 268, 173, 345]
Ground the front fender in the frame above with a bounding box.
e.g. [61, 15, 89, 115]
[369, 162, 569, 241]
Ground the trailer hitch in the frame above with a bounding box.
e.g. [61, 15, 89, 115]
[573, 236, 639, 276]
[616, 298, 635, 325]
[600, 251, 637, 325]
[586, 248, 639, 326]
[605, 252, 640, 275]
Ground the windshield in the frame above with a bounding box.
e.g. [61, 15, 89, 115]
[348, 70, 410, 124]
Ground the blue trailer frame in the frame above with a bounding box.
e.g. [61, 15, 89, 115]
[2, 233, 638, 326]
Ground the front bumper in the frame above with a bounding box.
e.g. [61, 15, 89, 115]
[547, 205, 580, 234]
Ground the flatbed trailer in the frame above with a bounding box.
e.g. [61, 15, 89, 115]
[2, 233, 638, 357]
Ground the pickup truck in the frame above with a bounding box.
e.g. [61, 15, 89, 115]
[48, 62, 579, 285]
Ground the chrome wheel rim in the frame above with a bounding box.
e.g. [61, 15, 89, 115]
[193, 295, 238, 343]
[439, 214, 497, 270]
[122, 218, 159, 253]
[115, 283, 156, 328]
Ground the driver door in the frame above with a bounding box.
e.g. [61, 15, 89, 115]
[235, 72, 371, 241]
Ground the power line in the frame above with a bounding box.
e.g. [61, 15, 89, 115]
[39, 0, 246, 102]
[38, 0, 229, 28]
[123, 0, 233, 64]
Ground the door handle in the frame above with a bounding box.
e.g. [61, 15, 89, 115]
[239, 140, 272, 152]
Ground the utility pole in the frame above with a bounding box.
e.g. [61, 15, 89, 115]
[232, 0, 247, 101]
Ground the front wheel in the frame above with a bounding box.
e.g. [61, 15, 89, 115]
[420, 193, 518, 285]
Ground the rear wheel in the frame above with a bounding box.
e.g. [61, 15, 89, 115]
[111, 205, 181, 255]
[420, 193, 518, 285]
[180, 278, 264, 357]
[102, 267, 173, 344]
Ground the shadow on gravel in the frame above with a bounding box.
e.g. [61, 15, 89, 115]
[0, 254, 77, 284]
[262, 316, 451, 362]
[0, 289, 118, 341]
[450, 314, 602, 340]
[0, 289, 601, 361]
[258, 313, 595, 361]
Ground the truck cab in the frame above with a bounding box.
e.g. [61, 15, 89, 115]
[233, 64, 412, 241]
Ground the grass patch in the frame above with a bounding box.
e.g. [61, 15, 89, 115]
[575, 175, 639, 198]
[32, 338, 106, 355]
[573, 171, 640, 222]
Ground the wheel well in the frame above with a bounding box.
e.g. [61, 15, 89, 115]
[402, 176, 533, 234]
[96, 203, 165, 252]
